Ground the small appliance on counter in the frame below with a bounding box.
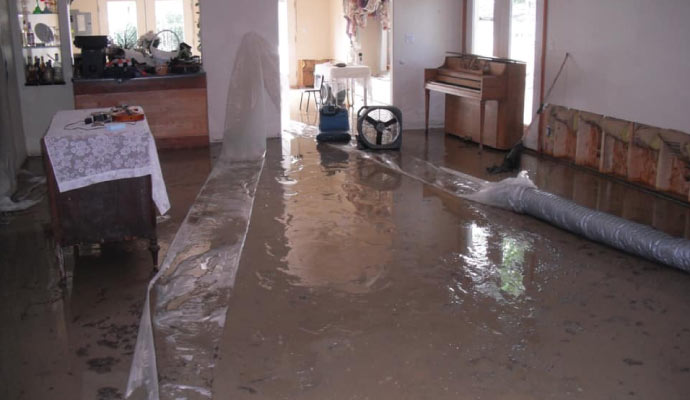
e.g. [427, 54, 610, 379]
[73, 35, 108, 79]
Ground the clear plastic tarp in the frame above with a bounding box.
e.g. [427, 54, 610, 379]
[126, 31, 279, 399]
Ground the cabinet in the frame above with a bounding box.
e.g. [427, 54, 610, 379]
[43, 140, 159, 279]
[298, 59, 331, 88]
[73, 73, 210, 149]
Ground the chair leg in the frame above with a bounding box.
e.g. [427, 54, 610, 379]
[306, 91, 311, 112]
[300, 91, 304, 110]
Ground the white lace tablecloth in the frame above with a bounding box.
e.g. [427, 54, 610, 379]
[44, 108, 170, 215]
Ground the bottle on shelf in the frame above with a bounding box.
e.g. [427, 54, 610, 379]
[44, 59, 54, 84]
[26, 56, 39, 85]
[33, 56, 40, 80]
[53, 53, 64, 83]
[44, 0, 56, 14]
[38, 56, 46, 84]
[21, 20, 28, 47]
[26, 22, 35, 47]
[25, 55, 34, 85]
[32, 0, 42, 14]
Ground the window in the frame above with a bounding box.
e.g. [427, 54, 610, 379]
[510, 0, 537, 124]
[471, 0, 538, 125]
[472, 0, 494, 57]
[106, 1, 139, 48]
[98, 0, 197, 53]
[154, 0, 184, 51]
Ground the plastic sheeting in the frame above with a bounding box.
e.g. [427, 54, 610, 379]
[0, 170, 44, 212]
[222, 32, 281, 162]
[127, 31, 278, 399]
[126, 158, 264, 400]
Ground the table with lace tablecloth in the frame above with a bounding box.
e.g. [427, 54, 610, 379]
[43, 107, 169, 277]
[314, 63, 371, 108]
[44, 108, 169, 215]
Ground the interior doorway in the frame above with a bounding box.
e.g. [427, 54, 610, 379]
[279, 0, 393, 125]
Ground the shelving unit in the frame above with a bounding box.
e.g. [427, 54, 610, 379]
[9, 0, 74, 155]
[17, 0, 65, 85]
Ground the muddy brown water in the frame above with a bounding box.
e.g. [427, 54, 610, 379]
[212, 136, 690, 399]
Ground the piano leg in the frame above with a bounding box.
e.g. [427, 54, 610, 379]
[425, 89, 430, 136]
[479, 100, 485, 152]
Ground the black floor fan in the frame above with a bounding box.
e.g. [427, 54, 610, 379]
[356, 105, 403, 150]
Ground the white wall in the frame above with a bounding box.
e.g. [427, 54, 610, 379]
[392, 0, 464, 129]
[70, 0, 101, 34]
[542, 0, 690, 135]
[287, 0, 297, 86]
[290, 0, 333, 87]
[330, 0, 349, 63]
[200, 0, 280, 142]
[294, 0, 333, 60]
[359, 15, 382, 76]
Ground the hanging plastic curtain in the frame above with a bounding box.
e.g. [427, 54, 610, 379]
[222, 32, 281, 161]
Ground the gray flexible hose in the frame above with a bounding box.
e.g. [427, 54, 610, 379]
[513, 187, 690, 272]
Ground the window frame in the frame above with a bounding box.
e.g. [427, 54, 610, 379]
[98, 0, 147, 42]
[98, 0, 195, 48]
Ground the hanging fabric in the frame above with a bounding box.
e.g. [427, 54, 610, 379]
[343, 0, 390, 42]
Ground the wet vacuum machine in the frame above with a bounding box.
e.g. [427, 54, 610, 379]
[316, 82, 402, 150]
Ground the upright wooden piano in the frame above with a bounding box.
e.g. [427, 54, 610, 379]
[425, 53, 525, 150]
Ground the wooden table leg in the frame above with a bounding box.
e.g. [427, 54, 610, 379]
[149, 237, 160, 267]
[55, 245, 65, 284]
[425, 89, 430, 136]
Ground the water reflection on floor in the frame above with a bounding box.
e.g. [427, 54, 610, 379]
[213, 133, 690, 399]
[290, 93, 690, 239]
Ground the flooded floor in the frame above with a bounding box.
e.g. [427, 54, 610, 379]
[213, 134, 690, 399]
[0, 147, 212, 400]
[2, 101, 690, 399]
[290, 94, 690, 239]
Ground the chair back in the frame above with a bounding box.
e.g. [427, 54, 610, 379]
[313, 74, 323, 90]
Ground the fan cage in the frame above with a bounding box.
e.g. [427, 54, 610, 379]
[358, 107, 402, 147]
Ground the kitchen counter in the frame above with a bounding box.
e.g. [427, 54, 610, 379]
[73, 72, 209, 149]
